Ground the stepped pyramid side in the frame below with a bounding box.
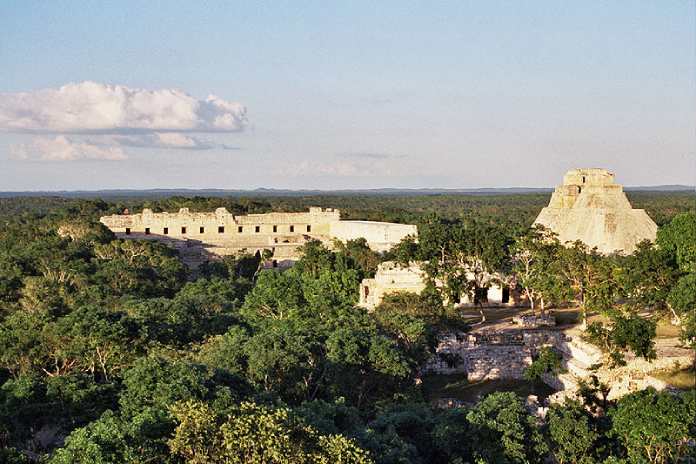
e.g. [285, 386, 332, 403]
[535, 168, 657, 254]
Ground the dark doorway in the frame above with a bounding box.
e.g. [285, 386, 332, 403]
[474, 287, 488, 305]
[502, 287, 510, 304]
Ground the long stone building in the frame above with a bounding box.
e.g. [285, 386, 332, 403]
[534, 168, 657, 254]
[100, 207, 416, 267]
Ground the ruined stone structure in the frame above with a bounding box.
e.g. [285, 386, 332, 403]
[359, 261, 428, 309]
[100, 207, 417, 267]
[425, 327, 690, 404]
[358, 261, 523, 310]
[424, 330, 567, 381]
[535, 168, 657, 254]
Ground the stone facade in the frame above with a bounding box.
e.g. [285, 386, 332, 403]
[100, 207, 416, 267]
[358, 261, 523, 310]
[535, 168, 657, 254]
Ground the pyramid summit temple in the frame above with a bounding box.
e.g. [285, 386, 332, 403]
[534, 168, 658, 254]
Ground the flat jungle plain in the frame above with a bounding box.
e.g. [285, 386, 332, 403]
[0, 190, 694, 463]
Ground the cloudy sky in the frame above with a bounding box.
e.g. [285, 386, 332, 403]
[1, 1, 694, 190]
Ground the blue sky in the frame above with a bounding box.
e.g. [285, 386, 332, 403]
[1, 1, 694, 190]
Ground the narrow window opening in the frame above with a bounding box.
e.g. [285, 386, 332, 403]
[145, 227, 150, 235]
[306, 225, 311, 233]
[273, 225, 277, 233]
[582, 176, 586, 183]
[255, 225, 260, 233]
[289, 225, 294, 233]
[181, 226, 187, 234]
[218, 226, 225, 233]
[238, 226, 243, 233]
[199, 226, 205, 234]
[125, 228, 131, 235]
[163, 227, 169, 235]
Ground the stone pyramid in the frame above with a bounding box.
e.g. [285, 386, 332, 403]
[534, 168, 657, 254]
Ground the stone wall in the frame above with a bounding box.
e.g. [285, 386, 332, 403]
[329, 220, 417, 253]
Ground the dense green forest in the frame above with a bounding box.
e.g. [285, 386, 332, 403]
[0, 193, 694, 463]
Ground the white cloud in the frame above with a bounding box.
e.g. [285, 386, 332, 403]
[10, 136, 127, 161]
[0, 81, 247, 133]
[111, 132, 213, 150]
[2, 82, 247, 161]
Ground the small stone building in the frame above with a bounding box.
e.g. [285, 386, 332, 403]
[359, 262, 428, 309]
[535, 168, 657, 254]
[358, 261, 523, 310]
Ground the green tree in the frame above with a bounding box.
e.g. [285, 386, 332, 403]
[466, 392, 547, 464]
[387, 235, 419, 267]
[511, 225, 565, 312]
[656, 212, 696, 274]
[93, 240, 186, 298]
[585, 314, 657, 366]
[337, 238, 381, 277]
[609, 388, 695, 464]
[557, 241, 617, 329]
[168, 400, 373, 464]
[417, 217, 513, 322]
[618, 241, 678, 315]
[546, 400, 599, 464]
[523, 346, 564, 382]
[118, 356, 212, 419]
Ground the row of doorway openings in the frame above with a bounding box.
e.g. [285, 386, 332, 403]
[125, 224, 312, 235]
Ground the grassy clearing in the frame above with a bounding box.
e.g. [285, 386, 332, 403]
[654, 318, 682, 338]
[553, 309, 580, 326]
[653, 367, 696, 390]
[422, 373, 556, 404]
